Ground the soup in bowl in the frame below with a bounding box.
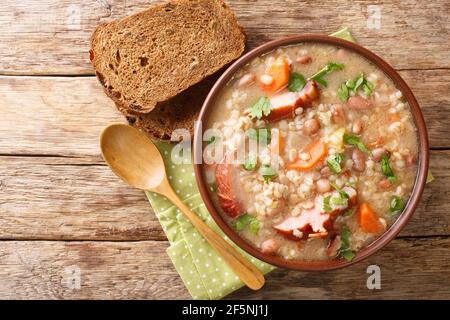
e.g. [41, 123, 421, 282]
[194, 35, 428, 270]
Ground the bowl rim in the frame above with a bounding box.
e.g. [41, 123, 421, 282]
[193, 34, 429, 271]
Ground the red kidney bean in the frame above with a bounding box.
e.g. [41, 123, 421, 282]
[378, 178, 392, 190]
[296, 55, 312, 64]
[316, 179, 331, 193]
[304, 118, 320, 135]
[320, 166, 332, 177]
[352, 148, 366, 172]
[372, 148, 388, 162]
[347, 96, 372, 110]
[405, 154, 417, 166]
[261, 238, 280, 255]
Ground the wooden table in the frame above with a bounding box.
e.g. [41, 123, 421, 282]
[0, 0, 449, 299]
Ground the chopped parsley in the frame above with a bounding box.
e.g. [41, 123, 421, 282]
[323, 195, 332, 213]
[338, 72, 374, 102]
[381, 154, 396, 182]
[288, 72, 306, 92]
[343, 133, 370, 154]
[233, 214, 260, 235]
[309, 62, 345, 87]
[242, 154, 257, 171]
[389, 196, 405, 215]
[331, 196, 348, 206]
[339, 226, 355, 261]
[343, 209, 354, 217]
[337, 82, 349, 101]
[259, 165, 277, 183]
[247, 96, 272, 120]
[327, 153, 345, 174]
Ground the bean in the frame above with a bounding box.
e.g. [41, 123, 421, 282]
[347, 96, 372, 110]
[237, 73, 256, 87]
[378, 178, 392, 190]
[352, 120, 363, 134]
[372, 147, 388, 162]
[352, 148, 366, 172]
[296, 55, 312, 64]
[304, 118, 320, 135]
[330, 104, 345, 123]
[405, 154, 417, 166]
[320, 166, 332, 177]
[261, 238, 280, 255]
[316, 179, 331, 193]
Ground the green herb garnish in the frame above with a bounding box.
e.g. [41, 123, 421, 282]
[381, 154, 396, 182]
[337, 83, 349, 102]
[343, 209, 354, 217]
[323, 195, 332, 213]
[288, 72, 306, 92]
[327, 153, 345, 174]
[331, 196, 348, 206]
[343, 133, 370, 154]
[243, 154, 257, 171]
[247, 96, 272, 120]
[339, 226, 355, 261]
[309, 62, 344, 87]
[341, 250, 355, 261]
[338, 73, 374, 101]
[354, 73, 365, 91]
[259, 165, 277, 183]
[233, 213, 260, 235]
[389, 196, 405, 215]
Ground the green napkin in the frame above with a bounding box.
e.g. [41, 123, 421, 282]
[146, 142, 274, 300]
[145, 28, 431, 300]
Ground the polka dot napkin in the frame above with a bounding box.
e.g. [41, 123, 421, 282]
[146, 141, 274, 299]
[144, 29, 434, 300]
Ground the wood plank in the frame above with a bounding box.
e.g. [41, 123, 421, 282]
[0, 240, 189, 299]
[0, 0, 449, 74]
[0, 71, 449, 158]
[230, 236, 450, 300]
[0, 150, 448, 241]
[0, 237, 448, 299]
[0, 156, 164, 241]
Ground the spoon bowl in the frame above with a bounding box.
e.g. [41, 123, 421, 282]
[100, 123, 165, 190]
[100, 123, 265, 290]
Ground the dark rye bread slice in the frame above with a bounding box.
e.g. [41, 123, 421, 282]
[116, 74, 218, 140]
[90, 0, 245, 114]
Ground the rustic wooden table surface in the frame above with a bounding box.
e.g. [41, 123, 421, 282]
[0, 0, 449, 299]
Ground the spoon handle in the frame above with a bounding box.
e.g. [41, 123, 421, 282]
[162, 187, 265, 291]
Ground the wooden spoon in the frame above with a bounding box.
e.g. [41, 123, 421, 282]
[100, 123, 265, 290]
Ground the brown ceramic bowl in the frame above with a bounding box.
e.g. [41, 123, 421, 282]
[193, 34, 429, 270]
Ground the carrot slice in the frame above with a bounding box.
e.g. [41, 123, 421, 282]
[287, 140, 327, 171]
[389, 113, 400, 122]
[259, 58, 290, 92]
[358, 203, 384, 233]
[270, 129, 284, 155]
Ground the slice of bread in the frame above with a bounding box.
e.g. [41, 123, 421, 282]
[91, 0, 245, 114]
[116, 74, 218, 140]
